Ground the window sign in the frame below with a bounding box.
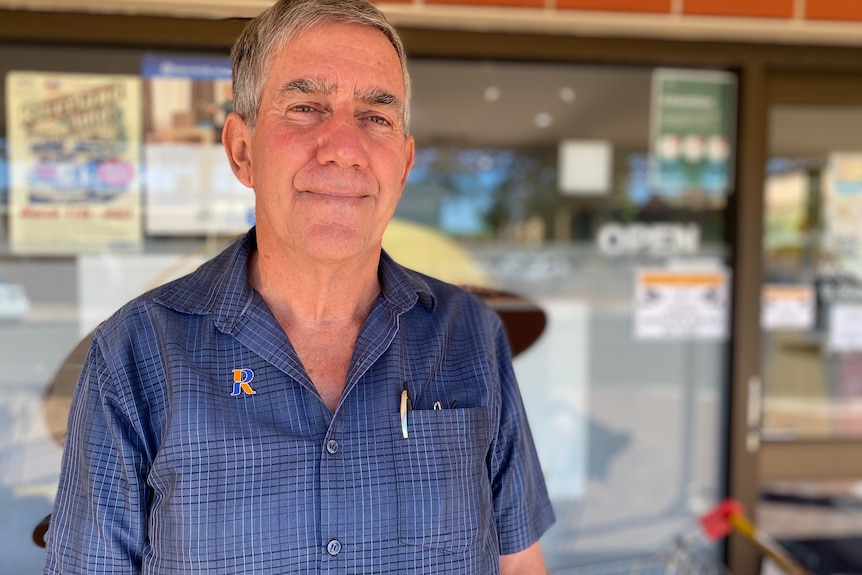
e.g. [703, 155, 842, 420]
[827, 303, 862, 352]
[596, 222, 700, 257]
[764, 171, 808, 253]
[650, 69, 735, 202]
[761, 284, 816, 331]
[142, 55, 254, 236]
[557, 139, 612, 196]
[634, 268, 730, 341]
[6, 71, 142, 254]
[823, 152, 862, 263]
[0, 138, 8, 206]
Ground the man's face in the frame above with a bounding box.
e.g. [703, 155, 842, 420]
[225, 21, 415, 264]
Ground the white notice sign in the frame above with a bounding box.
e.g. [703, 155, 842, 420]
[634, 268, 729, 341]
[761, 284, 815, 331]
[827, 303, 862, 352]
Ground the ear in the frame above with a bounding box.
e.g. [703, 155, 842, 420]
[222, 112, 254, 188]
[400, 135, 415, 188]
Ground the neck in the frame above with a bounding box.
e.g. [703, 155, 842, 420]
[247, 247, 381, 329]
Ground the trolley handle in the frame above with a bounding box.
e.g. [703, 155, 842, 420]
[700, 499, 813, 575]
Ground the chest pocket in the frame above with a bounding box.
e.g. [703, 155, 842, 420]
[393, 407, 492, 554]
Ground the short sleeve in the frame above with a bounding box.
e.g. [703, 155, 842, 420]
[487, 316, 556, 555]
[44, 334, 150, 575]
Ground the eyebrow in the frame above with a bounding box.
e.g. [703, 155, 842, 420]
[279, 77, 334, 97]
[278, 77, 405, 119]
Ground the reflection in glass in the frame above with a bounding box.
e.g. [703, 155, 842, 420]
[763, 106, 862, 440]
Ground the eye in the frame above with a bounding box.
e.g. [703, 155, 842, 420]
[291, 104, 315, 113]
[368, 115, 390, 126]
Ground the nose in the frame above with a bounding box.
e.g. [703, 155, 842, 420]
[316, 113, 368, 169]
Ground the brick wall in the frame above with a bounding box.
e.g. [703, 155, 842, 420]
[377, 0, 862, 22]
[1, 0, 860, 46]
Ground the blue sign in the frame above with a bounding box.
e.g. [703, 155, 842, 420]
[141, 55, 232, 81]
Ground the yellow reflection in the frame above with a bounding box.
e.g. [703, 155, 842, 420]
[382, 218, 489, 287]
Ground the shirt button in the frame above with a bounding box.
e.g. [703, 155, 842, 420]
[326, 539, 342, 556]
[326, 439, 339, 454]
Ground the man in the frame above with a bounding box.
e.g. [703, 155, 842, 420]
[44, 1, 555, 573]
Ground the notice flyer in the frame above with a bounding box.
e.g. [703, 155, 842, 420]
[827, 303, 862, 353]
[6, 71, 142, 254]
[634, 268, 730, 341]
[142, 54, 254, 236]
[761, 284, 816, 332]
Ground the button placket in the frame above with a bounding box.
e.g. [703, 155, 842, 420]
[322, 434, 343, 563]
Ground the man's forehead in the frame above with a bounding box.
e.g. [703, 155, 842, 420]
[280, 20, 401, 65]
[269, 34, 405, 93]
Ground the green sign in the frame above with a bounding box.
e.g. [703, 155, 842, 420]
[650, 69, 736, 201]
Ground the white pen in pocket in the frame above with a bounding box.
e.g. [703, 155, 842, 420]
[400, 382, 410, 439]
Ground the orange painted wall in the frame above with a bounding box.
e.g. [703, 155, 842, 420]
[683, 0, 794, 18]
[557, 0, 670, 13]
[423, 0, 544, 7]
[807, 0, 862, 22]
[377, 0, 862, 25]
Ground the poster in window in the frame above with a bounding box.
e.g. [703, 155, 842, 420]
[650, 69, 736, 205]
[142, 55, 254, 236]
[5, 71, 142, 254]
[822, 153, 862, 278]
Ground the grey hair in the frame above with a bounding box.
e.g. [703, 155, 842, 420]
[231, 0, 411, 134]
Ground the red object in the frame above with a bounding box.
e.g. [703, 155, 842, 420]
[699, 498, 745, 540]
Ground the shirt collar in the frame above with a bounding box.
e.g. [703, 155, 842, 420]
[153, 227, 436, 332]
[378, 249, 436, 313]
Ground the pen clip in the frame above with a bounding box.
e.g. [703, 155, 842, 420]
[400, 383, 410, 439]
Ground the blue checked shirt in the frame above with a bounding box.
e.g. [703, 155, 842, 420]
[44, 229, 555, 575]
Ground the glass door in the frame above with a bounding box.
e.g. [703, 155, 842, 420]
[757, 72, 862, 573]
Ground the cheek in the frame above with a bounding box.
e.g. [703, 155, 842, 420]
[377, 145, 411, 184]
[252, 136, 306, 183]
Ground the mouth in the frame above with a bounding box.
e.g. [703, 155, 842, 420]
[299, 189, 370, 200]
